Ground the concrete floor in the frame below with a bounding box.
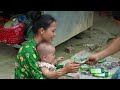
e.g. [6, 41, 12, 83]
[0, 12, 120, 79]
[0, 44, 17, 79]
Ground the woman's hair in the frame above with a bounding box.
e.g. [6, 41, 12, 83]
[31, 12, 56, 34]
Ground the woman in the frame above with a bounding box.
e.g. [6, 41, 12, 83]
[15, 13, 81, 79]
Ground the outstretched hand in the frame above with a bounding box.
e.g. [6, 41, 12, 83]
[85, 55, 99, 65]
[57, 57, 64, 62]
[64, 61, 81, 73]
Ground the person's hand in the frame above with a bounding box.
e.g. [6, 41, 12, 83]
[64, 61, 81, 73]
[56, 57, 64, 62]
[53, 57, 64, 65]
[85, 55, 99, 65]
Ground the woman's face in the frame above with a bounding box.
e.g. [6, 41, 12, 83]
[42, 21, 56, 43]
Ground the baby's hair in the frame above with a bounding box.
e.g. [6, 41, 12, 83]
[37, 42, 55, 55]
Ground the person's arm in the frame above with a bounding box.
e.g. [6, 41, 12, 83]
[52, 60, 58, 65]
[42, 62, 81, 79]
[95, 37, 120, 60]
[86, 37, 120, 65]
[25, 49, 44, 79]
[41, 67, 69, 79]
[41, 67, 60, 79]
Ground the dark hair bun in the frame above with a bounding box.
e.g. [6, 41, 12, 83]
[30, 11, 42, 23]
[32, 14, 56, 34]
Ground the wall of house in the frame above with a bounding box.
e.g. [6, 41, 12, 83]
[43, 11, 94, 46]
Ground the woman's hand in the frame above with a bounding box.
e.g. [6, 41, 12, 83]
[64, 61, 81, 73]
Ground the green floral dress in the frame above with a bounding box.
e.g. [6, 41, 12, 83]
[15, 39, 46, 79]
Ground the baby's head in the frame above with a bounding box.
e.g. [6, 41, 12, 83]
[37, 42, 55, 64]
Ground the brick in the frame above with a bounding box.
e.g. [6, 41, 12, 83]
[65, 46, 75, 53]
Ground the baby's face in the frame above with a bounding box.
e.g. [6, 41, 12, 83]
[44, 46, 55, 64]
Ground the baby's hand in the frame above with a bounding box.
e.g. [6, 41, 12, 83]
[57, 57, 64, 62]
[53, 57, 64, 65]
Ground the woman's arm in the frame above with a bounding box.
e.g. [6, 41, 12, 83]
[41, 62, 81, 79]
[25, 50, 44, 79]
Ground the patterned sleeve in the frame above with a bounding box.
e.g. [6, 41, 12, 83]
[25, 48, 45, 79]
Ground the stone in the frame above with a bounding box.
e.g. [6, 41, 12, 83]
[65, 46, 75, 53]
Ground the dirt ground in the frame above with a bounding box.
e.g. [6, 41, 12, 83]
[0, 11, 120, 79]
[55, 12, 120, 59]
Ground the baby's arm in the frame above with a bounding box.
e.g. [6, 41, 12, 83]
[52, 57, 64, 65]
[41, 67, 66, 79]
[41, 67, 59, 79]
[52, 60, 57, 65]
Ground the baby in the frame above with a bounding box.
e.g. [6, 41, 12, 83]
[37, 42, 65, 79]
[37, 42, 80, 79]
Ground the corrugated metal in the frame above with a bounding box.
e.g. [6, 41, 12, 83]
[44, 11, 94, 46]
